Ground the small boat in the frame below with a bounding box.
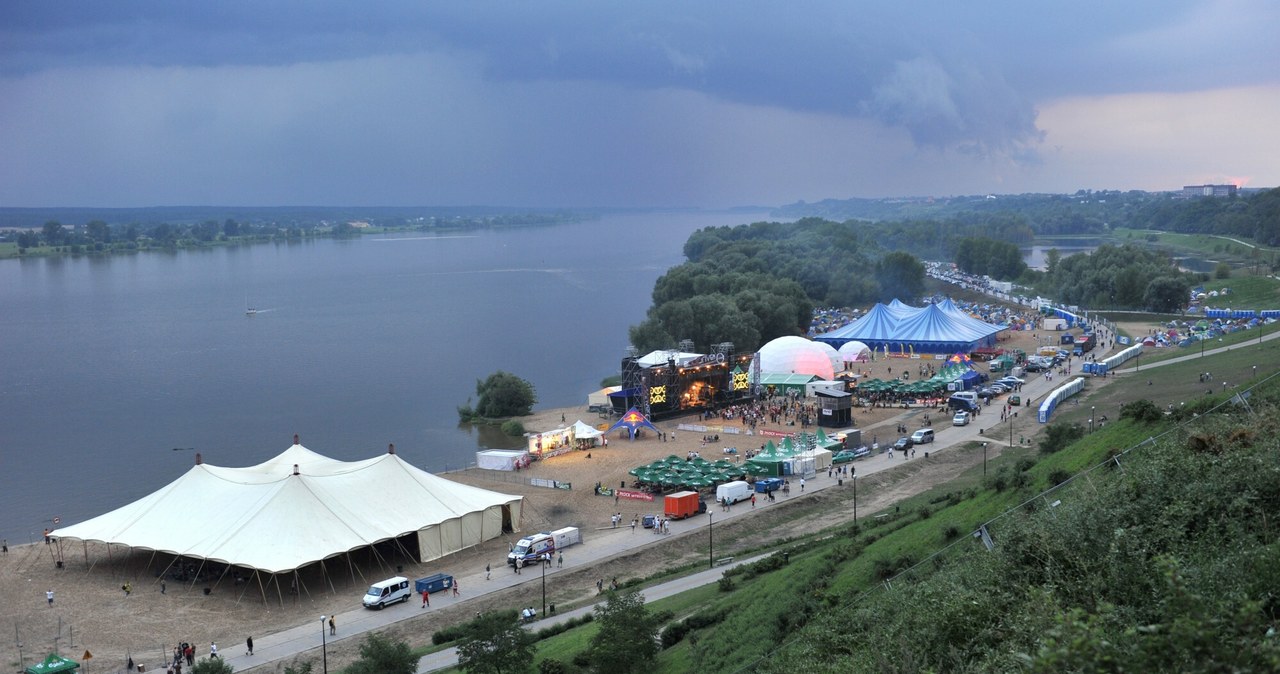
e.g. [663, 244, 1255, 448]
[245, 293, 258, 316]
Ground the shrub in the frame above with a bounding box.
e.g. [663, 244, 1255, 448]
[501, 420, 525, 436]
[1047, 469, 1072, 487]
[1120, 399, 1163, 424]
[1040, 422, 1085, 454]
[941, 524, 961, 541]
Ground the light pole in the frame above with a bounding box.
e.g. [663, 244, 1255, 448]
[1091, 406, 1095, 433]
[982, 442, 988, 477]
[320, 615, 328, 674]
[541, 556, 547, 617]
[707, 512, 714, 569]
[852, 473, 858, 522]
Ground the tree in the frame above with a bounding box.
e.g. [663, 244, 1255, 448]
[346, 633, 416, 674]
[586, 590, 660, 674]
[42, 220, 65, 246]
[191, 657, 234, 674]
[874, 251, 925, 302]
[1045, 247, 1062, 274]
[86, 220, 111, 243]
[474, 371, 537, 418]
[1143, 276, 1190, 313]
[457, 611, 535, 674]
[1214, 262, 1232, 279]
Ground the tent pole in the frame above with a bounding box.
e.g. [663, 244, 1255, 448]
[235, 569, 255, 605]
[320, 559, 337, 594]
[296, 568, 311, 602]
[391, 536, 416, 567]
[156, 554, 181, 587]
[82, 540, 89, 565]
[144, 550, 157, 586]
[346, 552, 357, 586]
[188, 558, 208, 591]
[273, 572, 284, 608]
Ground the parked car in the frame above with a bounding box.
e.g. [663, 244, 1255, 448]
[988, 383, 1010, 393]
[1024, 361, 1046, 373]
[953, 411, 971, 426]
[997, 376, 1024, 387]
[910, 428, 935, 444]
[832, 449, 859, 464]
[977, 387, 1000, 400]
[893, 437, 913, 451]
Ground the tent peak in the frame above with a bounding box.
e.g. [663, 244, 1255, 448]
[195, 452, 202, 465]
[388, 443, 396, 455]
[293, 433, 300, 446]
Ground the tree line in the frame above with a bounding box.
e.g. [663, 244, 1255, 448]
[627, 217, 927, 354]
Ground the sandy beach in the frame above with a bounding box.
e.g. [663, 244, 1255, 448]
[0, 326, 1052, 673]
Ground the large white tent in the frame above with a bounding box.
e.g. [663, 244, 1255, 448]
[51, 440, 523, 574]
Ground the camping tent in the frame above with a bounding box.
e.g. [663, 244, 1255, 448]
[51, 441, 524, 573]
[587, 386, 621, 409]
[606, 407, 660, 440]
[571, 420, 603, 441]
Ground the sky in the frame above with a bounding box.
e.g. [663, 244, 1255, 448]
[0, 1, 1277, 208]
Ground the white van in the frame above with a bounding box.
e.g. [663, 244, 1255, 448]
[362, 576, 411, 609]
[910, 428, 935, 445]
[716, 480, 753, 505]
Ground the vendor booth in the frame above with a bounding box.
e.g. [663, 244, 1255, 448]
[476, 450, 530, 471]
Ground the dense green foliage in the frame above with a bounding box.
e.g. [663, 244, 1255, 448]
[757, 396, 1280, 672]
[954, 236, 1027, 280]
[457, 611, 537, 674]
[344, 633, 417, 674]
[1047, 243, 1195, 311]
[586, 590, 661, 673]
[630, 217, 931, 352]
[463, 371, 538, 419]
[191, 658, 235, 674]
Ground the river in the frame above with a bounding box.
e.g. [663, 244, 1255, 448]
[0, 210, 763, 544]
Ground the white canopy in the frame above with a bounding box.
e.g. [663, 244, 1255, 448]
[572, 420, 603, 439]
[51, 443, 523, 573]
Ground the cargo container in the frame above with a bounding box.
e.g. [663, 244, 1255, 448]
[663, 491, 706, 519]
[414, 573, 453, 595]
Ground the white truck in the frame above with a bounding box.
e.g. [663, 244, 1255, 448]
[507, 526, 581, 567]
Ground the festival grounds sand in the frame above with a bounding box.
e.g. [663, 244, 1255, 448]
[1, 327, 1059, 673]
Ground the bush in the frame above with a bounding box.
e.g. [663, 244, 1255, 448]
[434, 609, 519, 645]
[1047, 468, 1072, 487]
[1120, 399, 1163, 424]
[501, 420, 525, 436]
[1040, 422, 1085, 454]
[941, 524, 961, 541]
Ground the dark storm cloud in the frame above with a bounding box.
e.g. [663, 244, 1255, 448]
[1, 1, 1276, 206]
[0, 0, 1179, 161]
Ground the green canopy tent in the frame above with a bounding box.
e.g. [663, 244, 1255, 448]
[26, 654, 79, 674]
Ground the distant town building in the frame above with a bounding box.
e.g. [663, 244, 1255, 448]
[1181, 184, 1238, 198]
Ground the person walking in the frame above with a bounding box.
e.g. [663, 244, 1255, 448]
[329, 615, 336, 635]
[485, 563, 491, 580]
[210, 642, 218, 659]
[46, 589, 54, 606]
[557, 552, 563, 568]
[245, 637, 254, 656]
[452, 580, 460, 597]
[421, 588, 430, 608]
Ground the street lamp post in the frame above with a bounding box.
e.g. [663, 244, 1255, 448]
[541, 556, 547, 617]
[852, 473, 858, 522]
[1091, 406, 1096, 433]
[320, 615, 328, 674]
[708, 512, 714, 569]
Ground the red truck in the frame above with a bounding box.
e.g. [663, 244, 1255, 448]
[663, 491, 707, 520]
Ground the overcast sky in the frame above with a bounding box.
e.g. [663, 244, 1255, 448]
[1, 1, 1276, 208]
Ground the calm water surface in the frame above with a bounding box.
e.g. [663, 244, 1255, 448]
[0, 211, 760, 543]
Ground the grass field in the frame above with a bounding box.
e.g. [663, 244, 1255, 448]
[1201, 274, 1280, 310]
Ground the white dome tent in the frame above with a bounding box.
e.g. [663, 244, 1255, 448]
[756, 335, 836, 380]
[838, 340, 872, 363]
[815, 341, 844, 373]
